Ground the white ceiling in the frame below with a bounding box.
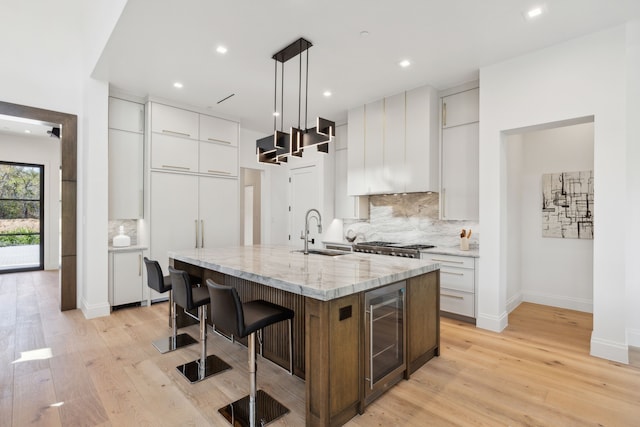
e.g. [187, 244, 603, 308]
[93, 0, 640, 134]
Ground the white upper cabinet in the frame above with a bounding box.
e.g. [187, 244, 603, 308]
[108, 97, 144, 219]
[405, 85, 439, 193]
[442, 88, 479, 129]
[200, 114, 238, 146]
[109, 97, 144, 133]
[383, 92, 406, 192]
[150, 103, 199, 140]
[347, 84, 439, 195]
[150, 132, 198, 172]
[347, 105, 366, 196]
[335, 124, 369, 219]
[440, 85, 479, 220]
[199, 142, 238, 177]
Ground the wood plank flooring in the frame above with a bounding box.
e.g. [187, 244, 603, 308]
[1, 270, 639, 426]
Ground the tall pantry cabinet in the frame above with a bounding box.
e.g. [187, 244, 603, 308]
[147, 102, 240, 291]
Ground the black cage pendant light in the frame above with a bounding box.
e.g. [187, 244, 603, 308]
[256, 37, 335, 165]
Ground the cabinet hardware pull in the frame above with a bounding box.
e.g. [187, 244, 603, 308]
[431, 258, 464, 264]
[195, 219, 198, 248]
[207, 170, 231, 175]
[201, 220, 204, 248]
[162, 165, 190, 170]
[139, 109, 144, 132]
[368, 304, 374, 390]
[443, 102, 447, 127]
[442, 293, 464, 300]
[207, 138, 231, 144]
[442, 271, 464, 276]
[442, 188, 446, 218]
[162, 129, 190, 137]
[138, 254, 142, 276]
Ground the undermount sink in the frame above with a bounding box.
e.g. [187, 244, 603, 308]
[294, 249, 350, 257]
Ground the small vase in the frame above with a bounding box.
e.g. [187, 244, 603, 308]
[460, 237, 469, 251]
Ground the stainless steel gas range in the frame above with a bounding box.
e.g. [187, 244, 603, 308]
[352, 241, 435, 258]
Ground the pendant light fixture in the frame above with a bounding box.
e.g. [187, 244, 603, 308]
[256, 37, 335, 165]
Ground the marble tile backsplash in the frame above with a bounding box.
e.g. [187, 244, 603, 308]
[344, 193, 479, 248]
[108, 220, 138, 246]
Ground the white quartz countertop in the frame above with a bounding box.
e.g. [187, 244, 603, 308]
[168, 245, 440, 301]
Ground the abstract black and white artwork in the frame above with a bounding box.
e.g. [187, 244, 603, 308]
[542, 171, 593, 239]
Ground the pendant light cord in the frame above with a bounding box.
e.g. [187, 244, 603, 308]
[273, 59, 277, 132]
[305, 47, 309, 130]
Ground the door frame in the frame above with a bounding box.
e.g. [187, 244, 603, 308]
[0, 100, 77, 311]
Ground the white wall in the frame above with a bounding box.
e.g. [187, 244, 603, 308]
[0, 133, 60, 270]
[505, 134, 523, 312]
[507, 123, 594, 313]
[480, 25, 635, 363]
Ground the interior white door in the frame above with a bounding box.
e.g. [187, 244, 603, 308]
[150, 172, 198, 274]
[244, 185, 254, 245]
[199, 176, 239, 249]
[289, 165, 321, 249]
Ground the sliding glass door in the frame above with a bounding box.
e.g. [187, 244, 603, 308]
[0, 161, 44, 272]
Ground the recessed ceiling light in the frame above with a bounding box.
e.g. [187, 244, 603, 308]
[524, 5, 547, 20]
[216, 45, 228, 54]
[173, 82, 183, 89]
[399, 60, 411, 68]
[323, 91, 332, 97]
[24, 129, 31, 133]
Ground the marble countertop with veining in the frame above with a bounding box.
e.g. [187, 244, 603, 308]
[168, 245, 440, 301]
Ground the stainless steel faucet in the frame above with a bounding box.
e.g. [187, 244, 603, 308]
[301, 208, 322, 255]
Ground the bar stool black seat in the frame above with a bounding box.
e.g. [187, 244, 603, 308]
[143, 257, 198, 353]
[206, 279, 294, 427]
[169, 267, 231, 383]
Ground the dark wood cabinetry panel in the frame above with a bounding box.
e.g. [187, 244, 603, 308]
[406, 270, 440, 376]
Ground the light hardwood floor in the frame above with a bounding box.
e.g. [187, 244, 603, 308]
[1, 270, 639, 426]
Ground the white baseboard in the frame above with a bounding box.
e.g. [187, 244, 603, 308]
[627, 328, 640, 347]
[590, 334, 629, 364]
[80, 298, 111, 319]
[476, 310, 508, 332]
[507, 293, 523, 313]
[522, 290, 592, 313]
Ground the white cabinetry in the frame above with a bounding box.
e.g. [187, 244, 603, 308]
[441, 87, 479, 220]
[347, 85, 439, 195]
[199, 114, 238, 146]
[422, 253, 476, 320]
[108, 97, 144, 219]
[150, 103, 199, 139]
[335, 124, 369, 219]
[109, 249, 144, 307]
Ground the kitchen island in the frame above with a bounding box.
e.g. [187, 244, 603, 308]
[169, 245, 440, 427]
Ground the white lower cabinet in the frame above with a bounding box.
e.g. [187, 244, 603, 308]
[109, 250, 144, 307]
[422, 253, 476, 320]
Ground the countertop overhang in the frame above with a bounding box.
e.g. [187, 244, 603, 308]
[169, 245, 440, 301]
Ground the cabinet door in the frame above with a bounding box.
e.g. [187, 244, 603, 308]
[198, 176, 239, 249]
[347, 106, 365, 195]
[199, 114, 238, 146]
[199, 142, 238, 177]
[150, 172, 199, 273]
[150, 103, 199, 140]
[112, 251, 143, 306]
[151, 133, 199, 172]
[406, 85, 439, 193]
[109, 97, 144, 133]
[365, 99, 389, 194]
[383, 92, 406, 193]
[109, 129, 143, 219]
[441, 122, 479, 220]
[442, 88, 479, 129]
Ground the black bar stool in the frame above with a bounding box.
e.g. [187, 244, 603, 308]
[206, 279, 294, 427]
[143, 257, 198, 353]
[169, 267, 231, 383]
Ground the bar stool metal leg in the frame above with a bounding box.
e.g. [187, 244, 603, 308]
[176, 305, 231, 383]
[152, 290, 197, 353]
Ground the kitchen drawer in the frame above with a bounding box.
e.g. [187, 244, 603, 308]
[439, 266, 474, 292]
[199, 114, 238, 146]
[199, 142, 238, 176]
[151, 103, 199, 140]
[422, 253, 475, 270]
[440, 288, 474, 318]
